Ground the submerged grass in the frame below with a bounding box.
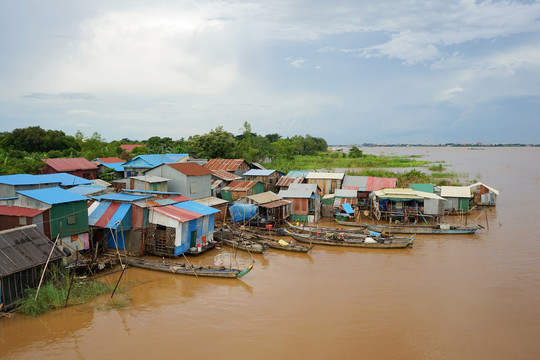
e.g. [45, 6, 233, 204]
[18, 267, 112, 317]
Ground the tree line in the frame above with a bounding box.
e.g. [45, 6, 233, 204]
[0, 122, 328, 175]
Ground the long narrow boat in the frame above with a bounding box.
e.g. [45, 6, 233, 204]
[334, 219, 368, 228]
[284, 229, 414, 249]
[238, 229, 314, 253]
[214, 230, 267, 253]
[285, 221, 367, 234]
[364, 223, 483, 235]
[128, 257, 254, 278]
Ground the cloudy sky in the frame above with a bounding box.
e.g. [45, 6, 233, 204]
[1, 0, 540, 145]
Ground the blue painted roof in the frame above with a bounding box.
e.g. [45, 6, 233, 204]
[286, 170, 311, 178]
[66, 185, 106, 196]
[342, 203, 354, 214]
[36, 173, 94, 187]
[93, 193, 152, 202]
[243, 169, 276, 176]
[0, 174, 60, 186]
[174, 200, 220, 215]
[17, 187, 88, 205]
[122, 154, 176, 169]
[101, 162, 125, 171]
[165, 153, 189, 162]
[88, 202, 132, 229]
[122, 190, 181, 196]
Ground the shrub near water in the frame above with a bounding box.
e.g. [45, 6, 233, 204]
[18, 267, 112, 317]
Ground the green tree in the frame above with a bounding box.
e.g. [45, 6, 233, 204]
[187, 126, 237, 158]
[349, 146, 363, 158]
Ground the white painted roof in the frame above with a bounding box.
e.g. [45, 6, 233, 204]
[440, 186, 472, 198]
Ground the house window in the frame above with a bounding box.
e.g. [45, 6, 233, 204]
[19, 217, 27, 226]
[67, 215, 77, 225]
[190, 183, 198, 194]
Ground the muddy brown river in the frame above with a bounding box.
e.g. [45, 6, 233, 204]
[1, 147, 539, 359]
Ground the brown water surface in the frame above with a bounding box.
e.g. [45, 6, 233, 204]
[1, 147, 539, 359]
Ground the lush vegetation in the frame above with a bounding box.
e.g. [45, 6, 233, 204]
[18, 267, 112, 317]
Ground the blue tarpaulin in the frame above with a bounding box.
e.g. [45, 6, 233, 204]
[342, 203, 354, 214]
[229, 203, 258, 222]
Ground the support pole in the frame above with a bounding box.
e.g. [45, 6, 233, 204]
[35, 235, 59, 301]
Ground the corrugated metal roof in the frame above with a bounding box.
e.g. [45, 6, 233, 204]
[306, 172, 344, 180]
[37, 173, 94, 187]
[100, 162, 124, 172]
[440, 186, 472, 198]
[0, 225, 64, 277]
[91, 179, 111, 187]
[409, 183, 435, 193]
[120, 144, 145, 152]
[334, 189, 357, 198]
[223, 180, 259, 191]
[174, 201, 220, 215]
[123, 154, 176, 169]
[194, 196, 228, 207]
[246, 191, 281, 204]
[276, 176, 304, 187]
[94, 157, 124, 164]
[469, 182, 500, 195]
[66, 185, 106, 196]
[93, 193, 152, 202]
[365, 176, 397, 191]
[204, 159, 246, 172]
[286, 171, 311, 178]
[211, 178, 223, 189]
[171, 195, 190, 203]
[289, 183, 319, 193]
[251, 162, 266, 170]
[43, 158, 98, 171]
[88, 202, 131, 229]
[0, 205, 45, 217]
[374, 188, 445, 200]
[210, 169, 241, 181]
[0, 174, 60, 186]
[279, 184, 317, 198]
[165, 153, 189, 162]
[131, 175, 170, 183]
[260, 199, 291, 209]
[243, 169, 276, 177]
[167, 162, 213, 176]
[18, 187, 88, 205]
[151, 205, 201, 222]
[342, 176, 368, 191]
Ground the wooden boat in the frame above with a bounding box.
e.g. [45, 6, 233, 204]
[237, 228, 314, 253]
[334, 219, 368, 228]
[128, 257, 253, 278]
[285, 221, 367, 234]
[214, 230, 267, 253]
[284, 229, 414, 249]
[364, 223, 483, 235]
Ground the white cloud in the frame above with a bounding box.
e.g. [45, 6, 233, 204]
[287, 57, 307, 68]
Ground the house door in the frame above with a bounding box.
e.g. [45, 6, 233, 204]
[190, 230, 197, 248]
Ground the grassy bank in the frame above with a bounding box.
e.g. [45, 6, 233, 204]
[265, 152, 431, 173]
[18, 267, 112, 317]
[347, 168, 462, 187]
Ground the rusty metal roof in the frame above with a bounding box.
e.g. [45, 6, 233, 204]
[260, 199, 291, 209]
[223, 180, 259, 191]
[204, 159, 247, 172]
[0, 205, 45, 217]
[276, 176, 304, 187]
[210, 169, 241, 181]
[246, 191, 281, 204]
[167, 162, 213, 176]
[365, 176, 397, 191]
[150, 205, 201, 223]
[94, 157, 124, 164]
[0, 225, 64, 277]
[42, 158, 98, 171]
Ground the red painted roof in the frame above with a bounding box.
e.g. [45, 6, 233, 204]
[120, 144, 145, 152]
[151, 205, 201, 222]
[167, 162, 212, 176]
[210, 169, 241, 181]
[96, 157, 124, 163]
[223, 180, 259, 191]
[42, 158, 98, 171]
[0, 205, 45, 217]
[171, 195, 190, 202]
[365, 177, 397, 191]
[204, 159, 246, 172]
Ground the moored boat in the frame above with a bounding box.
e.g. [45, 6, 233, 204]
[128, 257, 254, 278]
[238, 228, 313, 253]
[364, 223, 483, 234]
[286, 221, 367, 234]
[214, 229, 267, 253]
[284, 229, 414, 249]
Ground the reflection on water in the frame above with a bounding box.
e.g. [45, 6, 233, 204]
[1, 147, 540, 360]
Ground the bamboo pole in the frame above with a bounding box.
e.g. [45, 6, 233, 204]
[64, 270, 76, 307]
[35, 234, 60, 301]
[182, 253, 198, 277]
[111, 260, 129, 298]
[485, 209, 489, 231]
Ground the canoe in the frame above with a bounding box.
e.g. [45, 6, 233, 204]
[238, 228, 313, 253]
[214, 230, 267, 253]
[334, 219, 368, 228]
[128, 257, 253, 278]
[364, 223, 483, 235]
[284, 229, 414, 249]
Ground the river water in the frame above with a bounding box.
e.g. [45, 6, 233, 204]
[1, 147, 539, 360]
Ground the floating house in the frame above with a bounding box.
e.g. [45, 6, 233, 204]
[209, 169, 241, 197]
[42, 158, 98, 180]
[146, 200, 220, 256]
[242, 169, 282, 192]
[194, 196, 229, 225]
[440, 186, 472, 212]
[278, 183, 321, 223]
[0, 205, 46, 232]
[122, 154, 184, 178]
[305, 172, 344, 195]
[221, 180, 264, 203]
[333, 189, 358, 211]
[342, 175, 369, 208]
[0, 225, 65, 310]
[235, 191, 291, 226]
[371, 188, 446, 221]
[145, 162, 212, 200]
[469, 182, 499, 206]
[276, 176, 304, 191]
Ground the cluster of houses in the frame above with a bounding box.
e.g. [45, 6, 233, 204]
[0, 153, 499, 310]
